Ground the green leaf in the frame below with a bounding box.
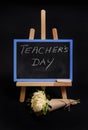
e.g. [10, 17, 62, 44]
[42, 103, 49, 115]
[47, 94, 51, 100]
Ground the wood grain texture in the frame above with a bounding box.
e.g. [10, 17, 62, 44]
[41, 9, 46, 39]
[16, 81, 72, 87]
[52, 27, 68, 99]
[19, 28, 35, 102]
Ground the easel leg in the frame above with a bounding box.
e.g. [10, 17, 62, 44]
[61, 87, 67, 99]
[19, 28, 35, 102]
[52, 28, 67, 99]
[19, 87, 26, 102]
[41, 10, 46, 91]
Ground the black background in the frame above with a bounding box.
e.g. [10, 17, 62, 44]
[0, 2, 88, 130]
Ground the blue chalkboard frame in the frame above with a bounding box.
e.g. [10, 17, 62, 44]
[13, 39, 73, 82]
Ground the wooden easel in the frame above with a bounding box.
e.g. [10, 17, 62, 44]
[16, 10, 72, 102]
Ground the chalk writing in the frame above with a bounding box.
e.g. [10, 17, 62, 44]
[20, 45, 69, 55]
[32, 58, 54, 70]
[18, 43, 69, 71]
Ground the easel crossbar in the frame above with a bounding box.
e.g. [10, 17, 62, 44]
[16, 82, 72, 87]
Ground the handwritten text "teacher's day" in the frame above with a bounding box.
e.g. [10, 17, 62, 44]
[20, 44, 69, 70]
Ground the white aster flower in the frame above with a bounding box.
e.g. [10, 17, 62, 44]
[31, 90, 49, 113]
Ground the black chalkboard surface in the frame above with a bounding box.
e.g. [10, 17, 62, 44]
[13, 39, 73, 82]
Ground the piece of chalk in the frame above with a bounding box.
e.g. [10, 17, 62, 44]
[56, 79, 72, 82]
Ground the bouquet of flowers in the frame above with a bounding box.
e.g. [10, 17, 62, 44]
[26, 89, 80, 116]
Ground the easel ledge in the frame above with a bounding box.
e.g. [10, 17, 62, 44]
[16, 81, 72, 87]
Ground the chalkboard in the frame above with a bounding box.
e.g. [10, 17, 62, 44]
[13, 39, 73, 82]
